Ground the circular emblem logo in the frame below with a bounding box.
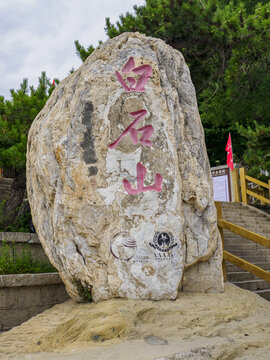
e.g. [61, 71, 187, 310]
[110, 232, 137, 261]
[149, 231, 177, 252]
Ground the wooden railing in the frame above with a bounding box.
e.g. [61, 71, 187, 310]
[0, 168, 15, 179]
[215, 201, 270, 283]
[239, 167, 270, 205]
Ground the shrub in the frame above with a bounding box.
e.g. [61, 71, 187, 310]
[0, 241, 56, 274]
[0, 199, 33, 233]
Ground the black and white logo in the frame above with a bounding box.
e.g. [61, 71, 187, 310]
[149, 231, 177, 252]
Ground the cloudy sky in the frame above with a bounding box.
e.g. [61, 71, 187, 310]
[0, 0, 145, 99]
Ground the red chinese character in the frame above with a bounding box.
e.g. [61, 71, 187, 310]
[109, 109, 154, 149]
[115, 57, 152, 92]
[123, 162, 163, 195]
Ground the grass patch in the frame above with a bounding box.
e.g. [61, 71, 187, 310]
[0, 240, 57, 274]
[74, 279, 92, 302]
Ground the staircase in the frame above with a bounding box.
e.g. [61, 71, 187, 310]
[222, 202, 270, 300]
[0, 178, 13, 203]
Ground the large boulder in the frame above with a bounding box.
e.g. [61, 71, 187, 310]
[27, 32, 224, 302]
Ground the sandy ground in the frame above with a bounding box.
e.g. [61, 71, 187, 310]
[1, 283, 270, 360]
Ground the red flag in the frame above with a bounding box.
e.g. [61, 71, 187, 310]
[225, 133, 234, 170]
[52, 80, 55, 86]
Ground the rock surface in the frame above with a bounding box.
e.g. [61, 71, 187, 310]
[27, 32, 223, 302]
[1, 284, 270, 360]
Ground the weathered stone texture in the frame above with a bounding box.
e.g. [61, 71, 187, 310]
[27, 32, 223, 302]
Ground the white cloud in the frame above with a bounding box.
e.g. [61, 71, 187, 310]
[0, 0, 145, 98]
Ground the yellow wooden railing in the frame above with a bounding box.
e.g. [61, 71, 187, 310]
[238, 167, 270, 205]
[215, 201, 270, 283]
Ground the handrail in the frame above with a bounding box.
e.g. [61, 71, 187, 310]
[239, 167, 270, 205]
[217, 219, 270, 248]
[223, 251, 270, 283]
[215, 201, 270, 283]
[246, 189, 270, 205]
[245, 175, 270, 190]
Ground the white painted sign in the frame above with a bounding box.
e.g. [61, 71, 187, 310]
[213, 175, 230, 201]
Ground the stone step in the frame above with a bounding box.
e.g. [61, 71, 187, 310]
[223, 205, 268, 213]
[225, 223, 270, 229]
[234, 255, 270, 262]
[225, 224, 269, 232]
[224, 239, 270, 246]
[242, 226, 270, 233]
[223, 224, 269, 231]
[254, 205, 270, 216]
[255, 289, 270, 301]
[240, 220, 270, 227]
[242, 223, 270, 229]
[223, 207, 254, 211]
[233, 279, 270, 291]
[260, 225, 270, 232]
[222, 203, 243, 208]
[224, 249, 270, 257]
[223, 233, 269, 242]
[223, 213, 268, 220]
[223, 212, 270, 220]
[222, 215, 258, 221]
[224, 243, 270, 251]
[224, 233, 266, 239]
[222, 201, 242, 205]
[225, 243, 269, 251]
[223, 228, 270, 235]
[0, 178, 13, 185]
[227, 271, 261, 282]
[224, 238, 268, 247]
[224, 248, 270, 255]
[223, 211, 259, 217]
[0, 179, 13, 202]
[0, 184, 12, 191]
[226, 261, 270, 272]
[223, 230, 268, 236]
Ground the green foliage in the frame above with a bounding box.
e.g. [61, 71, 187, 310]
[220, 0, 270, 14]
[200, 1, 270, 165]
[0, 73, 56, 230]
[0, 72, 54, 171]
[75, 0, 270, 171]
[74, 279, 92, 302]
[0, 209, 31, 233]
[237, 121, 270, 180]
[0, 198, 32, 233]
[74, 40, 95, 62]
[74, 39, 103, 62]
[0, 241, 56, 274]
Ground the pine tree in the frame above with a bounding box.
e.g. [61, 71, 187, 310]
[0, 72, 56, 230]
[74, 0, 270, 170]
[237, 121, 270, 180]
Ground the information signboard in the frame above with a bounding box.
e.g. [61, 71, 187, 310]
[211, 166, 232, 202]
